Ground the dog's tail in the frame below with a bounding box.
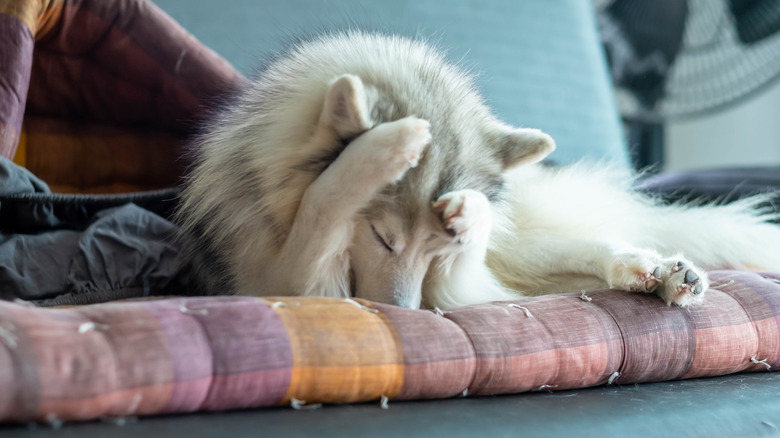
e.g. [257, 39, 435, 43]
[638, 193, 780, 271]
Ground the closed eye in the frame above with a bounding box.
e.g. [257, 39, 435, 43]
[371, 224, 393, 252]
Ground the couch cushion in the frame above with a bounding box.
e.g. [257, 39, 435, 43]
[637, 167, 780, 205]
[152, 0, 628, 167]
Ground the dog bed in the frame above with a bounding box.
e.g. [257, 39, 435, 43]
[0, 271, 778, 423]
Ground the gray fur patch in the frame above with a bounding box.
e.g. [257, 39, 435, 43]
[178, 219, 235, 296]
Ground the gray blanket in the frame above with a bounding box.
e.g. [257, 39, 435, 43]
[0, 157, 183, 306]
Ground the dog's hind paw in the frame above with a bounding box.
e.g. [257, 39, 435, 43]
[655, 259, 708, 307]
[607, 250, 664, 294]
[607, 251, 708, 307]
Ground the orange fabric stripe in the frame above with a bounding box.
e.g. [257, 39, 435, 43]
[23, 130, 180, 193]
[34, 0, 63, 41]
[267, 298, 405, 404]
[287, 365, 404, 403]
[12, 127, 25, 167]
[0, 0, 62, 36]
[0, 121, 20, 162]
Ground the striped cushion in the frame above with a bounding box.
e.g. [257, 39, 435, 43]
[0, 270, 777, 423]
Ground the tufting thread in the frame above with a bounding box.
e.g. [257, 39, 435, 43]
[508, 304, 533, 318]
[45, 413, 62, 429]
[78, 322, 110, 334]
[344, 298, 379, 313]
[709, 279, 735, 289]
[751, 354, 772, 370]
[179, 305, 208, 316]
[12, 298, 35, 307]
[290, 397, 323, 410]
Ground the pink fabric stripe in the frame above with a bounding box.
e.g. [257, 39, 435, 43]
[445, 296, 624, 395]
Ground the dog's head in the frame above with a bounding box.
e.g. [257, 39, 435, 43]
[319, 68, 555, 309]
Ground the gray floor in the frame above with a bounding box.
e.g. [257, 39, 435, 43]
[4, 372, 780, 438]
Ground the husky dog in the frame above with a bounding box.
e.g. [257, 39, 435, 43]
[176, 31, 780, 310]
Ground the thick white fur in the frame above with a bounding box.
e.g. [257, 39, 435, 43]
[177, 31, 780, 310]
[487, 163, 780, 306]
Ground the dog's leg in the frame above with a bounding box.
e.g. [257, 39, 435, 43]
[499, 237, 709, 306]
[268, 116, 432, 297]
[425, 189, 518, 309]
[603, 246, 707, 306]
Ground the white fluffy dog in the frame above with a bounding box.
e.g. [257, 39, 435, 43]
[175, 31, 780, 309]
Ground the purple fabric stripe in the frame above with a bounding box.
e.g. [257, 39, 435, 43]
[0, 13, 33, 157]
[371, 302, 475, 400]
[142, 299, 215, 412]
[372, 302, 474, 365]
[157, 297, 292, 411]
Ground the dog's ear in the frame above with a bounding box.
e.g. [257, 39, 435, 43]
[491, 125, 556, 170]
[320, 74, 372, 138]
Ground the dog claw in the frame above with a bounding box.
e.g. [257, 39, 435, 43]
[645, 278, 659, 292]
[433, 189, 491, 246]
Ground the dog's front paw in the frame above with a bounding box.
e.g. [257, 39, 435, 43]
[369, 116, 432, 181]
[432, 189, 492, 246]
[392, 117, 432, 168]
[607, 251, 708, 307]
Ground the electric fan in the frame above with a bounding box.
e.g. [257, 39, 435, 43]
[595, 0, 780, 170]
